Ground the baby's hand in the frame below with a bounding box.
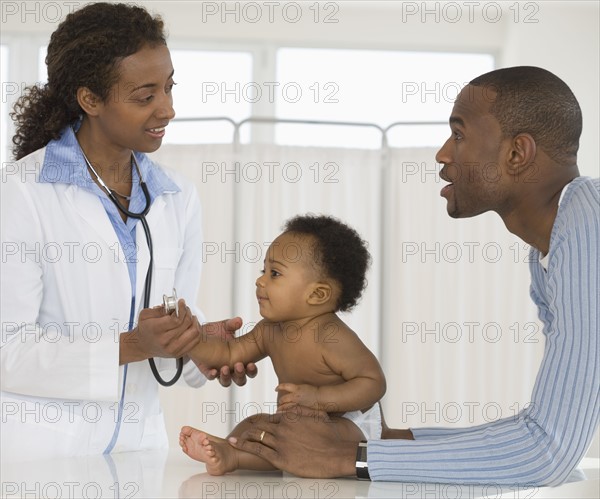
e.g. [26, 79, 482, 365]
[276, 383, 319, 412]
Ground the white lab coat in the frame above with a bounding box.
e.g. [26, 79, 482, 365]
[1, 146, 207, 462]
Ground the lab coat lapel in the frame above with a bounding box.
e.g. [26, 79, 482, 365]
[65, 185, 125, 262]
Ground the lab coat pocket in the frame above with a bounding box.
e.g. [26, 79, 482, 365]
[152, 247, 183, 299]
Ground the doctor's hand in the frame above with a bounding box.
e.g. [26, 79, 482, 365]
[120, 300, 200, 364]
[195, 317, 259, 387]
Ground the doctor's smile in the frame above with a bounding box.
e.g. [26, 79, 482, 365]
[146, 125, 168, 139]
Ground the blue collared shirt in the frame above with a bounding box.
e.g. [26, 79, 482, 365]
[40, 125, 180, 302]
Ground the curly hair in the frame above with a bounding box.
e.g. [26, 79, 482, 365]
[283, 214, 371, 313]
[469, 66, 582, 165]
[11, 2, 166, 160]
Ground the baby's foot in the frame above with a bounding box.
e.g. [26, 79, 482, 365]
[179, 426, 239, 475]
[179, 426, 212, 462]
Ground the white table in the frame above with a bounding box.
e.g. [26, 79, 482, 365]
[1, 450, 598, 498]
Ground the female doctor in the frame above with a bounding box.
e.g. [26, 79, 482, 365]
[1, 2, 254, 461]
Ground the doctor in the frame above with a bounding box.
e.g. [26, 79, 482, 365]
[1, 2, 254, 461]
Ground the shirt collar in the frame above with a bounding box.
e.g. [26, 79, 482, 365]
[538, 180, 575, 270]
[39, 125, 180, 199]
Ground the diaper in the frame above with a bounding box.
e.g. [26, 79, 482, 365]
[343, 403, 382, 440]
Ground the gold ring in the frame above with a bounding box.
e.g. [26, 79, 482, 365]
[259, 430, 266, 442]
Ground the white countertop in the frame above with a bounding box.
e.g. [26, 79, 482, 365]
[1, 450, 598, 498]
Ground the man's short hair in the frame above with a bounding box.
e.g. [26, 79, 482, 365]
[469, 66, 582, 164]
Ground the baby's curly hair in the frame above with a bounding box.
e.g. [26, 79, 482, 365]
[283, 214, 371, 312]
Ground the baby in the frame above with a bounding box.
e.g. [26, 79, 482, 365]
[180, 214, 386, 475]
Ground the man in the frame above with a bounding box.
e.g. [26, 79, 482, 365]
[228, 66, 599, 486]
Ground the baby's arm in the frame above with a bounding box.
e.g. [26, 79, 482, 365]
[187, 319, 268, 371]
[277, 328, 386, 413]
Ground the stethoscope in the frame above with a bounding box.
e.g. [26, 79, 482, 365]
[82, 149, 183, 386]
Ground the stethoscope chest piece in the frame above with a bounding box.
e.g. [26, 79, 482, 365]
[163, 288, 179, 317]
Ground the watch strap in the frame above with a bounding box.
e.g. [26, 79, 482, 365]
[355, 440, 370, 480]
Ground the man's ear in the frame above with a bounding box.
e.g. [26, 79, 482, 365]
[307, 282, 333, 306]
[76, 87, 102, 116]
[505, 133, 537, 179]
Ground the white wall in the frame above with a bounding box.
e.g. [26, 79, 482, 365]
[500, 0, 599, 178]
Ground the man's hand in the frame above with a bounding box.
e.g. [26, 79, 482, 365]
[195, 316, 258, 387]
[228, 410, 358, 478]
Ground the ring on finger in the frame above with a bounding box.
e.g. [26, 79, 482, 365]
[259, 430, 266, 442]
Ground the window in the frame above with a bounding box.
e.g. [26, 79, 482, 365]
[275, 48, 494, 148]
[1, 45, 9, 165]
[39, 46, 47, 82]
[165, 50, 253, 144]
[4, 41, 494, 151]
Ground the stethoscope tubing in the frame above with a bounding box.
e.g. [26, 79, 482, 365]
[86, 153, 184, 387]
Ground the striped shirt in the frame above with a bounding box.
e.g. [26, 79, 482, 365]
[369, 176, 599, 486]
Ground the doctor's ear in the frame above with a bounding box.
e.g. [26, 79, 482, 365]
[76, 87, 102, 116]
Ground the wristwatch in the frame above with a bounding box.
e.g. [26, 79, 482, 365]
[355, 440, 370, 480]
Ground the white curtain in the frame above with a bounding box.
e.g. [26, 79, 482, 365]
[381, 148, 543, 430]
[149, 143, 544, 443]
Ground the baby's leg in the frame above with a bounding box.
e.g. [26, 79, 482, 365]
[179, 414, 277, 475]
